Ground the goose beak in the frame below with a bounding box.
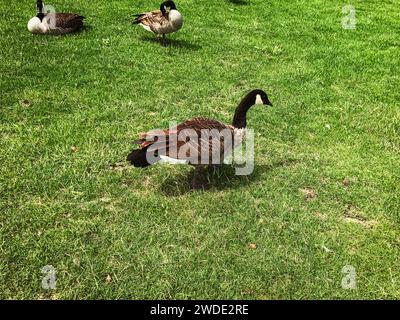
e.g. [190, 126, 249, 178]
[266, 101, 273, 107]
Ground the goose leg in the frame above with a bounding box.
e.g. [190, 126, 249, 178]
[191, 166, 209, 190]
[161, 34, 167, 46]
[156, 34, 163, 46]
[208, 164, 222, 175]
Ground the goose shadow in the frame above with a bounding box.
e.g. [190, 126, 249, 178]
[33, 25, 91, 37]
[81, 25, 93, 33]
[159, 159, 300, 196]
[140, 36, 202, 51]
[227, 0, 250, 5]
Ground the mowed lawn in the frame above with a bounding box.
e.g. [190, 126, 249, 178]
[0, 0, 399, 299]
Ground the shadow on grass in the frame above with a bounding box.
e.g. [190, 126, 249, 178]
[140, 36, 202, 51]
[160, 159, 299, 196]
[227, 0, 250, 5]
[31, 25, 90, 37]
[81, 25, 93, 33]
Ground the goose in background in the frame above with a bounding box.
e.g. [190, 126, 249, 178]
[133, 1, 183, 45]
[28, 0, 84, 35]
[127, 90, 272, 186]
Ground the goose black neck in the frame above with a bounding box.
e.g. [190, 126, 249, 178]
[36, 13, 45, 21]
[36, 0, 45, 20]
[232, 92, 257, 129]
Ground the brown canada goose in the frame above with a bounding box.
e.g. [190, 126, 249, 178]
[27, 0, 84, 35]
[127, 90, 272, 174]
[133, 1, 183, 45]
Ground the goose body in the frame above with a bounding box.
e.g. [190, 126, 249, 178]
[28, 1, 84, 35]
[134, 1, 183, 40]
[127, 90, 272, 168]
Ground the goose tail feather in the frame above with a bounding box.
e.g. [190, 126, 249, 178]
[127, 147, 160, 168]
[133, 14, 145, 24]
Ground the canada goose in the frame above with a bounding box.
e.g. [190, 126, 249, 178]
[27, 0, 84, 35]
[133, 1, 183, 44]
[127, 90, 272, 175]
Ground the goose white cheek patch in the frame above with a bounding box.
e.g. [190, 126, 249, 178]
[255, 94, 263, 105]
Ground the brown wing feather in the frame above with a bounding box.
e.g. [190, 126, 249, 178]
[177, 117, 231, 132]
[55, 13, 84, 31]
[135, 118, 234, 164]
[134, 10, 167, 27]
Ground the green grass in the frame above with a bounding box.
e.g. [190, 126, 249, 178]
[0, 0, 399, 299]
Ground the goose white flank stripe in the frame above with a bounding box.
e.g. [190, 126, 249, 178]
[159, 155, 189, 165]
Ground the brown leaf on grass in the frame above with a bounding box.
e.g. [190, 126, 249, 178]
[142, 176, 152, 188]
[19, 99, 31, 107]
[343, 204, 362, 218]
[344, 217, 376, 228]
[106, 274, 112, 283]
[38, 292, 59, 300]
[322, 245, 333, 253]
[343, 204, 376, 229]
[241, 289, 256, 296]
[315, 211, 326, 220]
[71, 146, 79, 153]
[110, 161, 127, 171]
[73, 257, 80, 267]
[299, 188, 317, 200]
[248, 243, 257, 250]
[342, 178, 350, 187]
[100, 197, 112, 203]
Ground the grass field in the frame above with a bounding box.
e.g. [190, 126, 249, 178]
[0, 0, 399, 299]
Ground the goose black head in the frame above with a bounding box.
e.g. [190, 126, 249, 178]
[251, 89, 273, 106]
[160, 1, 177, 15]
[232, 89, 273, 128]
[36, 0, 44, 13]
[36, 0, 45, 20]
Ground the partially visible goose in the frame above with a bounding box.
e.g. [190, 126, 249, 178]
[27, 0, 84, 35]
[127, 90, 272, 173]
[133, 1, 183, 44]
